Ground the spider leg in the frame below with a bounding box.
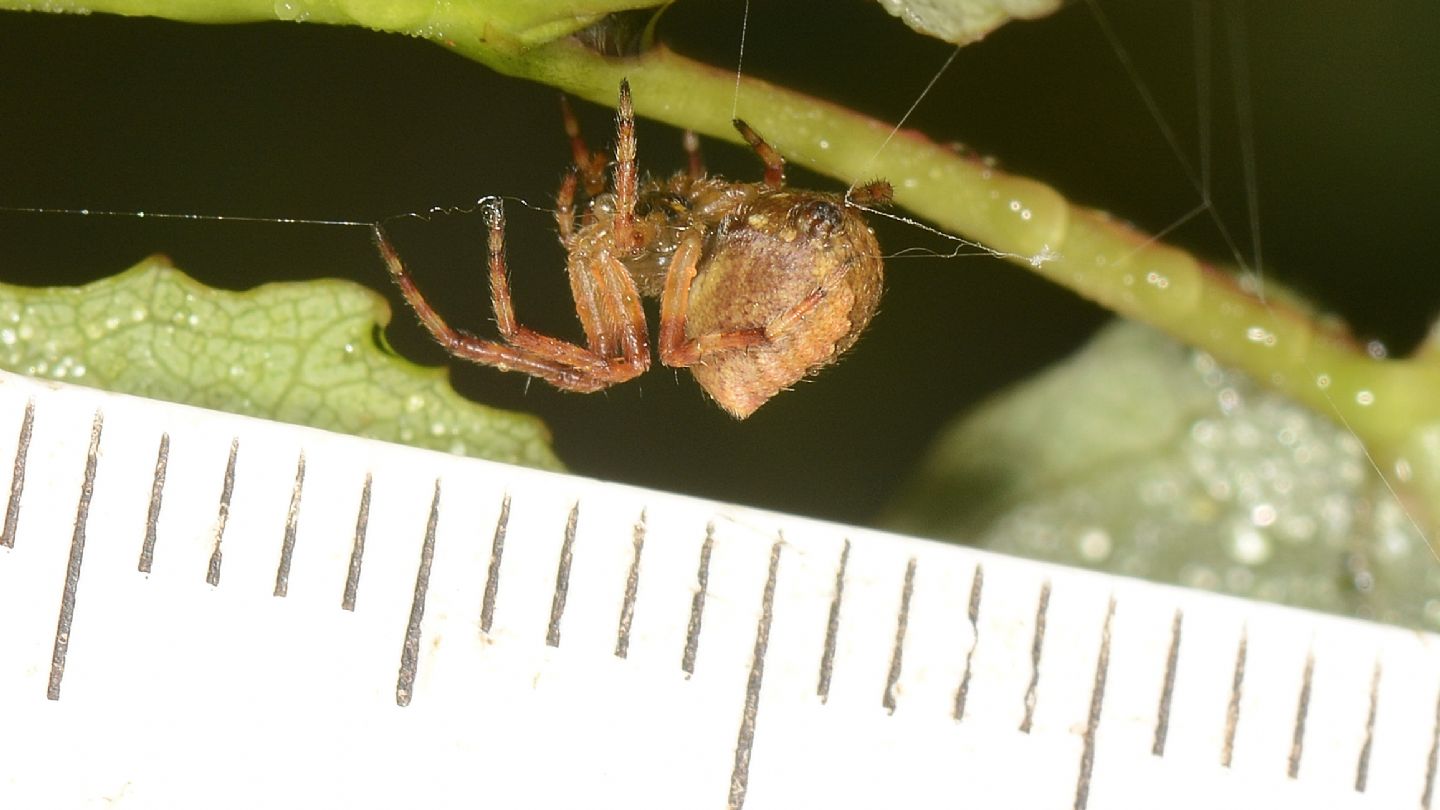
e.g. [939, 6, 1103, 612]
[848, 179, 894, 207]
[657, 233, 767, 367]
[376, 81, 657, 395]
[555, 172, 579, 248]
[610, 78, 640, 255]
[374, 204, 649, 393]
[374, 224, 599, 387]
[483, 200, 606, 371]
[732, 119, 785, 189]
[683, 129, 705, 180]
[560, 94, 607, 197]
[483, 198, 648, 377]
[576, 251, 650, 367]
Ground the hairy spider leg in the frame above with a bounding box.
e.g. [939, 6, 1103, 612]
[733, 119, 785, 189]
[479, 200, 613, 370]
[610, 78, 641, 254]
[683, 129, 705, 180]
[374, 224, 603, 389]
[559, 93, 607, 197]
[486, 199, 650, 384]
[657, 233, 768, 366]
[373, 199, 650, 392]
[555, 172, 579, 248]
[848, 180, 894, 207]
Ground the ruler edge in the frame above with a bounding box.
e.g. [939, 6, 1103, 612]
[0, 369, 1435, 648]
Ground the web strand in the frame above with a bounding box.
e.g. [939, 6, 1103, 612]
[1089, 0, 1436, 564]
[847, 44, 961, 198]
[1222, 0, 1264, 299]
[730, 0, 751, 120]
[0, 196, 549, 230]
[0, 206, 370, 228]
[1192, 0, 1214, 205]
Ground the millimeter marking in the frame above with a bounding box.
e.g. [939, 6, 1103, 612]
[682, 524, 716, 676]
[614, 510, 647, 659]
[1152, 609, 1184, 756]
[882, 558, 917, 714]
[1020, 581, 1052, 733]
[273, 452, 306, 597]
[953, 565, 984, 722]
[480, 494, 510, 634]
[546, 503, 581, 648]
[1355, 660, 1381, 792]
[47, 410, 103, 700]
[727, 540, 782, 810]
[1073, 597, 1117, 810]
[395, 480, 441, 707]
[205, 438, 240, 586]
[1287, 650, 1316, 779]
[1, 398, 34, 548]
[1221, 630, 1249, 767]
[137, 433, 169, 573]
[341, 473, 372, 611]
[816, 539, 851, 703]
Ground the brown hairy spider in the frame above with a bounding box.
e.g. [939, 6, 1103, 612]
[373, 80, 891, 419]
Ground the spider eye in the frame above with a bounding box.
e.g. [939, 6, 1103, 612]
[795, 199, 844, 238]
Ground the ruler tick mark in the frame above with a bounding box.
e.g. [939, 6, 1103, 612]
[1152, 609, 1183, 756]
[1, 397, 35, 548]
[205, 438, 239, 587]
[727, 540, 781, 810]
[396, 479, 441, 707]
[882, 557, 917, 714]
[546, 503, 580, 648]
[681, 523, 715, 676]
[47, 409, 103, 701]
[341, 473, 372, 611]
[1019, 580, 1051, 734]
[1287, 650, 1315, 779]
[953, 565, 984, 722]
[614, 510, 646, 659]
[273, 452, 306, 597]
[1354, 659, 1380, 792]
[816, 539, 850, 703]
[1424, 675, 1440, 808]
[479, 493, 509, 634]
[1221, 629, 1248, 768]
[1072, 596, 1116, 810]
[137, 433, 169, 573]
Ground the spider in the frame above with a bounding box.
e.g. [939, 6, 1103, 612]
[372, 80, 891, 419]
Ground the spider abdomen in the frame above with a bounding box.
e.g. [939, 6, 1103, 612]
[686, 190, 884, 418]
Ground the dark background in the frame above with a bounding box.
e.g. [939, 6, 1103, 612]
[1, 1, 1436, 526]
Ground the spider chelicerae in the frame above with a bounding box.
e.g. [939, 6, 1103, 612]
[372, 80, 890, 419]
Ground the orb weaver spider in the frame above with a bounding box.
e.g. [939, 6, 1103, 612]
[372, 80, 890, 419]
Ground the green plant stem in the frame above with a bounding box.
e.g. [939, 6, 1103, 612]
[5, 0, 1439, 459]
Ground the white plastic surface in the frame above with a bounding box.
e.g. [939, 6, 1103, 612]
[0, 370, 1437, 809]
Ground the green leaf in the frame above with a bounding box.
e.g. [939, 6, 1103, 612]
[883, 321, 1440, 631]
[0, 257, 562, 470]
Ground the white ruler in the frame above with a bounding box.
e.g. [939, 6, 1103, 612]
[0, 368, 1437, 809]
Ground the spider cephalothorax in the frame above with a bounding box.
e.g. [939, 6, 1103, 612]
[373, 80, 889, 419]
